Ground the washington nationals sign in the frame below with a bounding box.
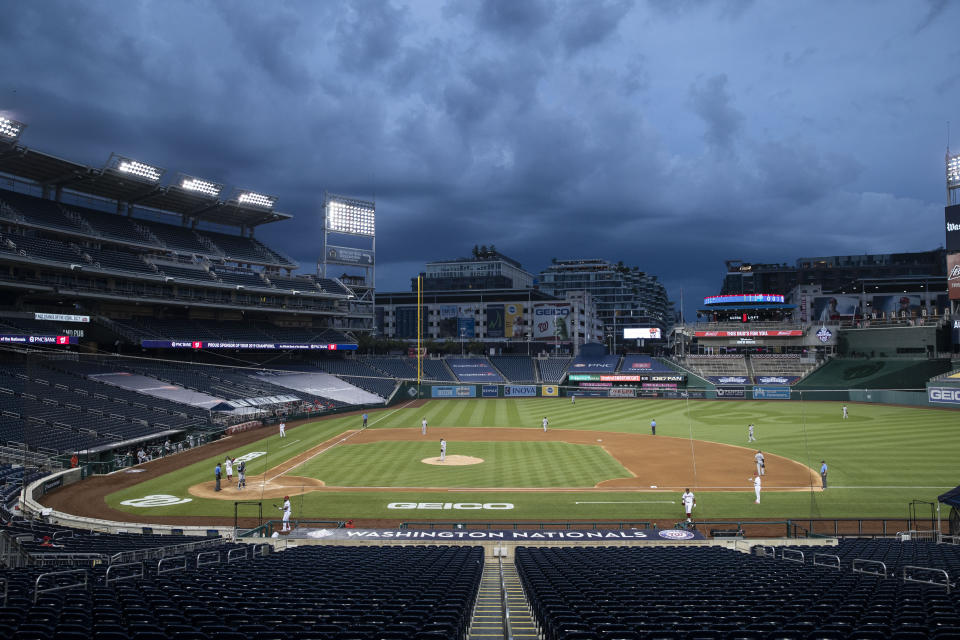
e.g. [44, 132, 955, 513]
[297, 528, 705, 541]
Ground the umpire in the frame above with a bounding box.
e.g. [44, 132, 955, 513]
[820, 460, 828, 490]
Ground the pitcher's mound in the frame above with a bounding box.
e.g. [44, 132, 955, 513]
[422, 455, 484, 466]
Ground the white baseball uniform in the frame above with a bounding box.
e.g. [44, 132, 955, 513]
[279, 422, 286, 437]
[224, 458, 233, 479]
[748, 424, 755, 442]
[681, 491, 695, 519]
[440, 439, 446, 462]
[755, 451, 765, 476]
[753, 476, 762, 503]
[842, 405, 848, 419]
[542, 417, 548, 432]
[422, 419, 427, 435]
[280, 498, 291, 531]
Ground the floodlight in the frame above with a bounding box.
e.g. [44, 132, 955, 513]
[107, 153, 164, 182]
[325, 194, 375, 236]
[234, 190, 276, 209]
[175, 173, 222, 199]
[949, 153, 960, 188]
[0, 116, 24, 142]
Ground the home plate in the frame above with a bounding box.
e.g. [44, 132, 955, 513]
[650, 485, 658, 488]
[596, 438, 602, 442]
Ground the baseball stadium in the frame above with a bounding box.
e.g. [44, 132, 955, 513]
[0, 123, 959, 640]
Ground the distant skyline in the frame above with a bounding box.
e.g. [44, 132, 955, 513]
[1, 0, 957, 317]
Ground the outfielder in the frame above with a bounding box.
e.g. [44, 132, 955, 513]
[842, 405, 848, 419]
[754, 450, 765, 476]
[279, 421, 286, 437]
[750, 474, 762, 503]
[681, 488, 696, 522]
[440, 438, 447, 462]
[421, 418, 428, 435]
[570, 395, 575, 405]
[278, 495, 291, 532]
[542, 416, 548, 432]
[748, 424, 756, 442]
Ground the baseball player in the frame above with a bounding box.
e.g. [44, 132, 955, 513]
[650, 419, 656, 435]
[279, 421, 286, 437]
[224, 456, 233, 483]
[421, 418, 428, 435]
[440, 438, 447, 462]
[681, 488, 696, 522]
[754, 450, 765, 476]
[820, 460, 828, 490]
[750, 474, 762, 503]
[237, 459, 246, 489]
[842, 405, 848, 420]
[542, 416, 548, 432]
[570, 394, 575, 405]
[278, 496, 291, 532]
[747, 424, 756, 442]
[362, 413, 368, 428]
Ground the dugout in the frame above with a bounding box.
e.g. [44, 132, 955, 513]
[937, 485, 960, 536]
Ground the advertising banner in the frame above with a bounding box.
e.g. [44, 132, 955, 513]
[642, 382, 677, 390]
[578, 382, 613, 387]
[694, 330, 804, 338]
[569, 374, 686, 383]
[706, 375, 750, 385]
[533, 303, 571, 340]
[541, 385, 559, 397]
[755, 375, 799, 385]
[325, 245, 374, 265]
[871, 294, 922, 317]
[140, 340, 357, 351]
[505, 303, 524, 338]
[431, 385, 477, 398]
[949, 253, 960, 301]
[623, 328, 662, 339]
[504, 385, 537, 397]
[608, 387, 637, 398]
[295, 527, 704, 541]
[486, 304, 505, 338]
[947, 204, 960, 252]
[929, 387, 960, 405]
[481, 385, 499, 398]
[456, 317, 476, 339]
[437, 305, 459, 338]
[752, 386, 791, 400]
[0, 335, 77, 345]
[716, 386, 746, 398]
[34, 313, 90, 322]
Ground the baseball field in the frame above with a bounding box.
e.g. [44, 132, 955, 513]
[81, 397, 956, 524]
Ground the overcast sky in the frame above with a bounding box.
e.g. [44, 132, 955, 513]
[2, 0, 957, 317]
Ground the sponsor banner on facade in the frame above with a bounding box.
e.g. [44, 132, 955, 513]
[929, 386, 960, 405]
[704, 294, 785, 305]
[811, 295, 862, 323]
[431, 385, 477, 398]
[694, 330, 804, 338]
[541, 385, 559, 397]
[34, 313, 90, 323]
[642, 382, 677, 390]
[623, 328, 662, 339]
[486, 304, 505, 338]
[947, 204, 960, 252]
[578, 382, 613, 388]
[569, 374, 686, 383]
[505, 303, 523, 338]
[871, 295, 922, 316]
[753, 386, 791, 400]
[532, 302, 571, 340]
[706, 375, 750, 385]
[948, 253, 960, 301]
[608, 387, 637, 398]
[504, 385, 537, 397]
[296, 527, 704, 541]
[140, 340, 357, 351]
[755, 376, 799, 385]
[325, 245, 374, 265]
[716, 386, 746, 398]
[481, 385, 499, 398]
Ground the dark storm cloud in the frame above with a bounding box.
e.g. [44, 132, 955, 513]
[0, 0, 957, 317]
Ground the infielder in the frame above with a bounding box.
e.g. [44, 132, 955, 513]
[278, 495, 291, 532]
[681, 488, 696, 522]
[421, 418, 428, 435]
[754, 450, 765, 476]
[279, 421, 286, 437]
[650, 419, 656, 436]
[440, 438, 447, 462]
[748, 424, 756, 442]
[842, 405, 848, 419]
[237, 459, 246, 489]
[750, 474, 762, 503]
[542, 416, 548, 432]
[224, 456, 233, 483]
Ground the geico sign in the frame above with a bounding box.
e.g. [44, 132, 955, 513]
[929, 387, 960, 404]
[387, 502, 514, 510]
[534, 307, 570, 316]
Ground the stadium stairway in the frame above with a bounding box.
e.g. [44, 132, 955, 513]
[469, 559, 537, 640]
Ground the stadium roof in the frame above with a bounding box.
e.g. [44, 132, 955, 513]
[0, 143, 291, 228]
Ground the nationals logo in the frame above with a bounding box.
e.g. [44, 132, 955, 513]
[120, 494, 192, 507]
[658, 529, 697, 540]
[816, 326, 832, 343]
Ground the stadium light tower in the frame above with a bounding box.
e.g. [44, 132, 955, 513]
[948, 151, 960, 205]
[174, 173, 223, 200]
[230, 188, 276, 209]
[0, 116, 25, 144]
[320, 192, 376, 333]
[106, 153, 165, 183]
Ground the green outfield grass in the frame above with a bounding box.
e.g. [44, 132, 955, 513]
[105, 397, 959, 522]
[296, 441, 631, 487]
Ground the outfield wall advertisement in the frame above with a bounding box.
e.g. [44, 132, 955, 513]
[753, 386, 791, 400]
[928, 387, 960, 405]
[504, 385, 537, 397]
[716, 386, 746, 398]
[481, 385, 499, 398]
[430, 385, 477, 398]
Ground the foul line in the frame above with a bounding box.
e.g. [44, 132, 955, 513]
[268, 400, 418, 482]
[575, 501, 675, 504]
[278, 438, 302, 450]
